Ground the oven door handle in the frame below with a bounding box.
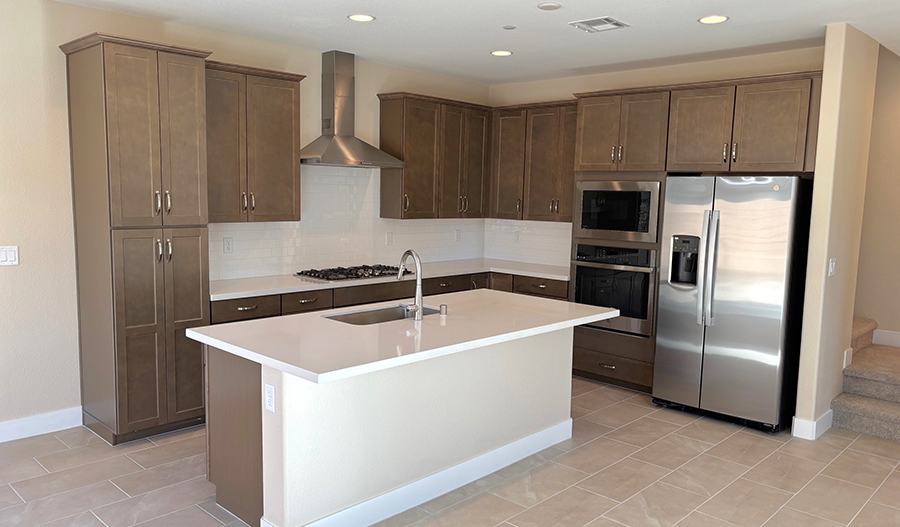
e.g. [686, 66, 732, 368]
[573, 261, 655, 274]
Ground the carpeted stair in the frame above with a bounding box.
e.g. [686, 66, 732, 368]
[832, 318, 900, 442]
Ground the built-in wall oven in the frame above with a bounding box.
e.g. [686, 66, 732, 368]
[574, 181, 660, 243]
[571, 244, 657, 337]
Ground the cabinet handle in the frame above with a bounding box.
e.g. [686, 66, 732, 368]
[250, 193, 256, 213]
[732, 142, 738, 163]
[166, 239, 173, 262]
[516, 198, 521, 213]
[533, 283, 547, 289]
[618, 144, 623, 163]
[464, 196, 469, 212]
[440, 282, 453, 287]
[471, 280, 477, 289]
[155, 191, 162, 216]
[723, 143, 729, 163]
[550, 198, 554, 213]
[404, 194, 410, 212]
[165, 191, 172, 215]
[156, 239, 163, 262]
[459, 196, 463, 213]
[556, 199, 560, 213]
[237, 305, 258, 312]
[242, 192, 248, 212]
[599, 364, 617, 370]
[297, 298, 317, 304]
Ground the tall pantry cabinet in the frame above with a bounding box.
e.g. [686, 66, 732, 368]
[62, 34, 211, 444]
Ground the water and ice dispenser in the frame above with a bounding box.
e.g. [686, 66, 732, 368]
[670, 235, 700, 286]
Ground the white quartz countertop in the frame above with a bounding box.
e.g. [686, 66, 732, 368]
[187, 289, 617, 384]
[209, 258, 570, 301]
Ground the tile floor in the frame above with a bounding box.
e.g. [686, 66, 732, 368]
[1, 376, 899, 527]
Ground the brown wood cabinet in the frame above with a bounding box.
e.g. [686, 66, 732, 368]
[62, 34, 212, 444]
[491, 109, 528, 219]
[524, 107, 561, 222]
[206, 62, 304, 223]
[666, 86, 736, 172]
[575, 92, 669, 172]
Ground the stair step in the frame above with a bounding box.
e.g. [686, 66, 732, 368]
[832, 393, 900, 443]
[844, 345, 900, 404]
[851, 318, 878, 354]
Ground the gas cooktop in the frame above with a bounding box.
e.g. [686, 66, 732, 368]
[296, 264, 410, 282]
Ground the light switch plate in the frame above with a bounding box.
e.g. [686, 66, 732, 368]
[223, 237, 234, 254]
[828, 258, 837, 277]
[0, 246, 19, 266]
[264, 384, 276, 413]
[514, 232, 521, 244]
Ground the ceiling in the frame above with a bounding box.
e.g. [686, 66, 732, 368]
[58, 0, 900, 84]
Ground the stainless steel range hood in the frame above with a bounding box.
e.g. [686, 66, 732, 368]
[300, 51, 405, 168]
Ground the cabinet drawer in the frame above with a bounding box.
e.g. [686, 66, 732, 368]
[513, 276, 568, 299]
[573, 347, 653, 388]
[211, 295, 281, 324]
[471, 273, 490, 290]
[282, 290, 333, 315]
[333, 281, 416, 308]
[574, 326, 655, 363]
[490, 273, 513, 292]
[423, 274, 471, 295]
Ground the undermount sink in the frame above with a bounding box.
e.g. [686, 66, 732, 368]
[324, 304, 440, 326]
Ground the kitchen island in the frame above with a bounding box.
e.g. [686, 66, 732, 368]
[187, 289, 617, 527]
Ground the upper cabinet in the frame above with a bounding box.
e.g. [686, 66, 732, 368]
[575, 92, 669, 172]
[667, 87, 735, 172]
[378, 93, 492, 219]
[205, 61, 304, 223]
[491, 109, 528, 219]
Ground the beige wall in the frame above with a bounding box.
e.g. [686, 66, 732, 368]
[795, 23, 880, 425]
[0, 0, 489, 424]
[854, 48, 900, 332]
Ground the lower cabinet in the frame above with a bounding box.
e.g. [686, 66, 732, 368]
[573, 326, 654, 391]
[573, 347, 653, 390]
[512, 275, 568, 299]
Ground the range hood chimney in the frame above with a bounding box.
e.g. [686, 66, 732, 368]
[299, 51, 405, 168]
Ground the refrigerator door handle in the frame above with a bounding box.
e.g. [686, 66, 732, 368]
[696, 210, 712, 325]
[704, 210, 721, 326]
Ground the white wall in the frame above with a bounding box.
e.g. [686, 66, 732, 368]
[484, 220, 573, 268]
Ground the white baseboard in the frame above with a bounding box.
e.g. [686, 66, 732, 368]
[0, 407, 83, 443]
[874, 329, 900, 347]
[792, 409, 833, 440]
[261, 419, 573, 527]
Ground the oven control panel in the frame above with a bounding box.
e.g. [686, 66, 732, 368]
[575, 244, 655, 267]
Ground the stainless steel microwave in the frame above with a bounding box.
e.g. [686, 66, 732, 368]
[574, 181, 660, 243]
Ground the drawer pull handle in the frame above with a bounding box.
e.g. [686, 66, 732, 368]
[297, 298, 317, 304]
[533, 284, 547, 289]
[440, 282, 452, 287]
[237, 305, 258, 312]
[599, 364, 616, 370]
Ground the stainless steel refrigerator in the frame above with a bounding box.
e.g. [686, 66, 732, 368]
[653, 176, 810, 430]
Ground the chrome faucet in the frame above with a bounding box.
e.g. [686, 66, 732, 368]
[398, 249, 424, 321]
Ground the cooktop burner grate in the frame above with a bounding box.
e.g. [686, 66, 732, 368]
[296, 264, 410, 282]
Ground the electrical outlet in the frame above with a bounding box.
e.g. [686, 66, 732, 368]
[223, 237, 234, 254]
[828, 258, 837, 277]
[455, 229, 461, 242]
[0, 246, 19, 266]
[385, 232, 393, 246]
[264, 384, 276, 413]
[514, 232, 521, 244]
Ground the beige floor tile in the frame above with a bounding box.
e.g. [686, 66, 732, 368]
[111, 453, 206, 497]
[850, 502, 900, 527]
[676, 418, 742, 444]
[787, 475, 874, 524]
[604, 482, 706, 527]
[0, 485, 22, 510]
[583, 403, 655, 428]
[661, 454, 747, 498]
[823, 427, 861, 441]
[495, 448, 564, 479]
[555, 438, 639, 475]
[147, 426, 206, 447]
[11, 455, 140, 502]
[372, 506, 431, 527]
[417, 492, 524, 527]
[606, 418, 681, 448]
[578, 458, 670, 502]
[624, 394, 658, 410]
[420, 474, 505, 514]
[573, 406, 594, 420]
[573, 378, 603, 398]
[776, 436, 850, 465]
[599, 385, 640, 402]
[677, 512, 737, 527]
[823, 449, 896, 488]
[705, 432, 783, 467]
[0, 458, 47, 487]
[125, 436, 206, 469]
[765, 508, 844, 527]
[0, 481, 126, 527]
[650, 408, 700, 426]
[39, 511, 107, 527]
[489, 462, 588, 507]
[850, 435, 900, 461]
[92, 477, 215, 527]
[0, 433, 68, 465]
[743, 452, 826, 492]
[871, 470, 900, 509]
[698, 478, 791, 527]
[36, 440, 153, 473]
[54, 428, 105, 450]
[508, 487, 616, 527]
[740, 427, 793, 443]
[557, 421, 614, 452]
[572, 391, 621, 412]
[196, 498, 239, 525]
[585, 518, 628, 527]
[630, 434, 712, 470]
[132, 505, 221, 527]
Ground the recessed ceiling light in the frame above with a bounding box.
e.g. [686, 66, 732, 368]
[503, 25, 517, 30]
[348, 14, 375, 22]
[537, 2, 561, 10]
[698, 15, 729, 24]
[491, 50, 513, 57]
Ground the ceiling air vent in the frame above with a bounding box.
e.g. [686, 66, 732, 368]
[569, 16, 630, 33]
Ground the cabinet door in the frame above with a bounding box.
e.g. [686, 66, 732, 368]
[574, 95, 620, 172]
[438, 104, 465, 218]
[112, 229, 167, 433]
[104, 44, 162, 228]
[667, 87, 735, 172]
[464, 109, 491, 218]
[247, 75, 301, 222]
[731, 79, 811, 172]
[158, 52, 208, 226]
[557, 105, 578, 222]
[523, 107, 560, 222]
[492, 109, 527, 219]
[163, 228, 209, 422]
[206, 70, 247, 223]
[619, 92, 670, 172]
[402, 99, 441, 219]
